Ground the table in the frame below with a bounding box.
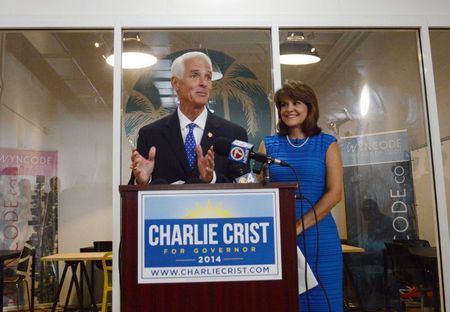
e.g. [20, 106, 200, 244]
[0, 250, 21, 312]
[79, 246, 97, 300]
[41, 252, 108, 312]
[342, 244, 364, 254]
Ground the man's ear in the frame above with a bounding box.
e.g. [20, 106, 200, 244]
[171, 76, 178, 91]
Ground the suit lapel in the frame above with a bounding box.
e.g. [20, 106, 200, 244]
[200, 111, 219, 152]
[163, 112, 191, 175]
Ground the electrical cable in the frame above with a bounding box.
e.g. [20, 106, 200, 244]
[285, 163, 331, 312]
[303, 196, 332, 312]
[285, 163, 311, 311]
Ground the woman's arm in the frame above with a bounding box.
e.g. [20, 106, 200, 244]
[296, 141, 343, 235]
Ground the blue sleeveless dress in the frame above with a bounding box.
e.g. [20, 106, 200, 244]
[264, 132, 343, 312]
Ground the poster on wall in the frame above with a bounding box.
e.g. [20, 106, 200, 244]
[339, 130, 418, 310]
[0, 148, 59, 307]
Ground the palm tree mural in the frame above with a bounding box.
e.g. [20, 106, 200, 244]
[124, 49, 272, 146]
[124, 89, 169, 141]
[212, 62, 264, 138]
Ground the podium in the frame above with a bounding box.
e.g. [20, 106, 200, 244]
[119, 182, 298, 312]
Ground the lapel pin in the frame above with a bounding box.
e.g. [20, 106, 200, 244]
[208, 132, 213, 138]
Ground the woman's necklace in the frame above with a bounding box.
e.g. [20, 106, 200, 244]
[286, 135, 309, 148]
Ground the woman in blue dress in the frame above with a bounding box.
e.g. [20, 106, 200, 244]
[259, 81, 343, 311]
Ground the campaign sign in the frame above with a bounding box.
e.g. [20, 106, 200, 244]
[137, 188, 281, 284]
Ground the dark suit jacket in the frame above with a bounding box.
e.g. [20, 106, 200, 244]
[128, 110, 249, 184]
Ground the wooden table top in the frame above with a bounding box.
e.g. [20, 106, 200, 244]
[41, 252, 109, 262]
[342, 244, 364, 253]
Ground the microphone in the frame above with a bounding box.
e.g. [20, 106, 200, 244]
[213, 138, 289, 167]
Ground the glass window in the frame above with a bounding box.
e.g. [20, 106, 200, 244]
[0, 30, 113, 307]
[430, 29, 450, 237]
[120, 29, 274, 184]
[280, 29, 439, 310]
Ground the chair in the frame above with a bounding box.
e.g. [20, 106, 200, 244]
[101, 251, 113, 312]
[391, 239, 430, 248]
[384, 240, 435, 311]
[79, 240, 112, 302]
[94, 241, 113, 269]
[4, 241, 35, 311]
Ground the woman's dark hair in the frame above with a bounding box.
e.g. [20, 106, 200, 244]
[274, 80, 321, 137]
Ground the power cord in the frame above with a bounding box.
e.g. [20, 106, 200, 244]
[286, 163, 311, 311]
[285, 163, 331, 312]
[303, 195, 332, 312]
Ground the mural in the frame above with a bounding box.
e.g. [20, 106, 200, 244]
[124, 49, 273, 147]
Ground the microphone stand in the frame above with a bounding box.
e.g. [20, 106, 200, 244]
[261, 163, 270, 185]
[252, 161, 269, 185]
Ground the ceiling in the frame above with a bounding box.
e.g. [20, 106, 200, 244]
[3, 29, 446, 149]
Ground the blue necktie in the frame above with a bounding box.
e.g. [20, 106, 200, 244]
[184, 123, 197, 170]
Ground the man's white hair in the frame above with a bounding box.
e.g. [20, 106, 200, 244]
[171, 51, 212, 79]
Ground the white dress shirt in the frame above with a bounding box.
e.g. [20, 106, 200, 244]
[177, 107, 216, 183]
[178, 107, 208, 145]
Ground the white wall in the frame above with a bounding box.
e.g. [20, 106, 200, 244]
[1, 0, 450, 17]
[410, 140, 450, 248]
[57, 110, 113, 252]
[411, 147, 437, 246]
[1, 50, 113, 251]
[1, 51, 54, 149]
[1, 47, 113, 304]
[1, 0, 450, 27]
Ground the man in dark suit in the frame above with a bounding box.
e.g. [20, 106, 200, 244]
[129, 51, 248, 185]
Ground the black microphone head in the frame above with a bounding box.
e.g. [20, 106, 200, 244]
[250, 151, 269, 164]
[213, 137, 232, 157]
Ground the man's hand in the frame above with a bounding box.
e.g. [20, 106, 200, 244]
[197, 145, 215, 183]
[131, 146, 156, 184]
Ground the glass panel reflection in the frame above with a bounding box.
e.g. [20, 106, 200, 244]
[0, 30, 113, 308]
[280, 29, 439, 311]
[430, 29, 450, 241]
[120, 29, 274, 184]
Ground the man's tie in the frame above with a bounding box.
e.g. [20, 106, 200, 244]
[184, 123, 197, 170]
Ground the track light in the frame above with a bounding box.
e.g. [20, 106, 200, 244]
[211, 61, 223, 81]
[106, 33, 157, 69]
[280, 33, 320, 65]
